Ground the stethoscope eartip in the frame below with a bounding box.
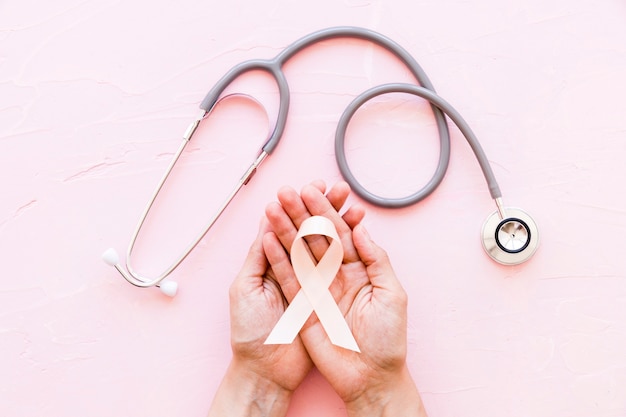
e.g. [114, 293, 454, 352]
[481, 208, 539, 265]
[158, 280, 178, 297]
[102, 248, 120, 266]
[103, 247, 178, 296]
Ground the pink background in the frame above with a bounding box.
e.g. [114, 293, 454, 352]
[1, 0, 625, 415]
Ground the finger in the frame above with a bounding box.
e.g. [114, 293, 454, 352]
[300, 183, 360, 262]
[352, 223, 405, 294]
[265, 200, 296, 250]
[342, 203, 366, 229]
[274, 185, 332, 260]
[239, 218, 270, 277]
[230, 218, 270, 295]
[309, 179, 327, 194]
[325, 180, 351, 212]
[263, 231, 301, 303]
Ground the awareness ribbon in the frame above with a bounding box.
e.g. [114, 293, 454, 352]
[264, 216, 360, 352]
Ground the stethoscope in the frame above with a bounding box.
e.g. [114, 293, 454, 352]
[102, 26, 539, 297]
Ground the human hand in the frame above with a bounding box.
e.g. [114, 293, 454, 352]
[228, 218, 312, 391]
[263, 180, 427, 416]
[208, 219, 312, 417]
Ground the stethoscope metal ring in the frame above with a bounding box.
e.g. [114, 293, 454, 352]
[482, 208, 539, 265]
[495, 218, 531, 254]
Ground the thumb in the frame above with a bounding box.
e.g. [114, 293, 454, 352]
[352, 224, 404, 293]
[235, 218, 270, 282]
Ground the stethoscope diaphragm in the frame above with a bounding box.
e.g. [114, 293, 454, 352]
[482, 208, 538, 265]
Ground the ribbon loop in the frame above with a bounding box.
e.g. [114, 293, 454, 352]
[264, 216, 360, 352]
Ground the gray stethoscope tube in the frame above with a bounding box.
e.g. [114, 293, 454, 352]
[335, 83, 502, 207]
[102, 26, 539, 297]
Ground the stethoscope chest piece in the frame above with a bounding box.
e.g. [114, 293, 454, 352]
[482, 208, 539, 265]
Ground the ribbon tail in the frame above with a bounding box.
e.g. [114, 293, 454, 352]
[264, 290, 313, 345]
[312, 291, 360, 352]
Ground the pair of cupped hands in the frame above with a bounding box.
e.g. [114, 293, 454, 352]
[208, 181, 426, 417]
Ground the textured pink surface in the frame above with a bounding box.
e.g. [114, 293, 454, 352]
[1, 0, 626, 416]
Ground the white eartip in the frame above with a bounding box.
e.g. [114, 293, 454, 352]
[102, 248, 120, 266]
[159, 280, 178, 297]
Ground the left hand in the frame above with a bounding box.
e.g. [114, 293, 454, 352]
[228, 217, 312, 392]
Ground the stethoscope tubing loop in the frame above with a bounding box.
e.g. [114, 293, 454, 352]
[335, 83, 502, 208]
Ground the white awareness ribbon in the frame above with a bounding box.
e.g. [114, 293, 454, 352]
[264, 216, 360, 352]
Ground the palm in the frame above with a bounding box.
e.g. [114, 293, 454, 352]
[229, 226, 313, 392]
[298, 260, 407, 401]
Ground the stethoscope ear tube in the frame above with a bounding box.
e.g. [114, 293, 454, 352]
[199, 60, 290, 155]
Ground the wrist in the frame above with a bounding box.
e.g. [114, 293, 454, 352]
[344, 366, 427, 417]
[208, 359, 293, 417]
